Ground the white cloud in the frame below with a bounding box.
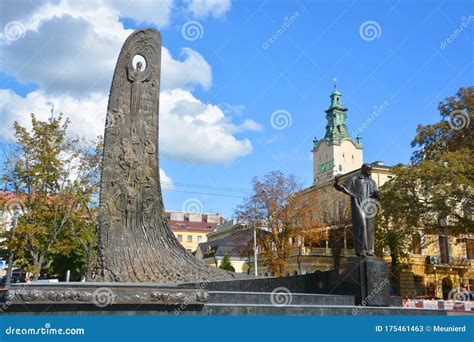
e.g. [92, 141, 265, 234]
[0, 89, 107, 141]
[0, 0, 259, 167]
[1, 0, 173, 32]
[160, 168, 175, 190]
[0, 0, 45, 28]
[0, 2, 210, 96]
[22, 0, 129, 39]
[0, 88, 259, 164]
[239, 119, 263, 132]
[106, 0, 174, 27]
[219, 103, 246, 116]
[160, 89, 257, 164]
[186, 0, 232, 19]
[161, 47, 212, 91]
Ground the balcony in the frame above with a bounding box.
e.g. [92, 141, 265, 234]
[289, 246, 355, 257]
[425, 256, 472, 269]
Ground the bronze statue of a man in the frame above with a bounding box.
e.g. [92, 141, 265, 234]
[334, 163, 380, 257]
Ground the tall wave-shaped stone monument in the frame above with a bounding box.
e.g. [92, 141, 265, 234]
[97, 28, 234, 283]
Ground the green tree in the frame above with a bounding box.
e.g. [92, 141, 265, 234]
[290, 189, 347, 275]
[235, 171, 301, 276]
[0, 114, 101, 280]
[411, 87, 473, 163]
[378, 87, 474, 276]
[219, 253, 235, 272]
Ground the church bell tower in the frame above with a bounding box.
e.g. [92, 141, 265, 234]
[312, 79, 363, 185]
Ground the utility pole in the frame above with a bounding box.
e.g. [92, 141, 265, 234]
[253, 226, 258, 276]
[5, 209, 18, 288]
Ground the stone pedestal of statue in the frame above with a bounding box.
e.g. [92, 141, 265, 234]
[330, 256, 390, 306]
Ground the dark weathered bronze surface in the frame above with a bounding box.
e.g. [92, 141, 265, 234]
[334, 163, 380, 256]
[97, 28, 236, 282]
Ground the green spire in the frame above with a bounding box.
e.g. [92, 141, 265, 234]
[324, 78, 349, 145]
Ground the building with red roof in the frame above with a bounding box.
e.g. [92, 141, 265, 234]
[165, 211, 225, 253]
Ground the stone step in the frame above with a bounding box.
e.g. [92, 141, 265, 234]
[0, 302, 448, 316]
[208, 291, 355, 306]
[203, 303, 448, 316]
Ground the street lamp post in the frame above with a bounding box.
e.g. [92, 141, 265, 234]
[5, 210, 18, 288]
[253, 226, 258, 276]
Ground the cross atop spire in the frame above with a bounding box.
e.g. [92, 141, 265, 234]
[324, 81, 349, 145]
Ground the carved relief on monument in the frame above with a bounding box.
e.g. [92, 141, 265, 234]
[97, 29, 238, 283]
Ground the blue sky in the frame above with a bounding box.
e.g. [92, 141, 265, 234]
[0, 0, 473, 218]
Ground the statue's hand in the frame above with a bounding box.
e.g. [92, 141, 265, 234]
[370, 190, 381, 201]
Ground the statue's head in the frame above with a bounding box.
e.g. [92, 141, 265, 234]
[361, 163, 372, 177]
[136, 61, 143, 71]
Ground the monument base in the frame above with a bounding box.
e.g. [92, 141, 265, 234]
[2, 282, 208, 307]
[181, 257, 390, 307]
[328, 256, 390, 306]
[0, 285, 445, 316]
